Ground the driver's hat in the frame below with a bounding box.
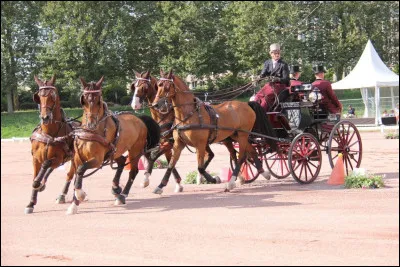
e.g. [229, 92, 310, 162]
[269, 43, 280, 52]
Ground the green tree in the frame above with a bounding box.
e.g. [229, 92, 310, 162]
[1, 1, 44, 113]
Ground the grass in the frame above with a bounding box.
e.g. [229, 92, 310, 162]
[183, 170, 218, 184]
[344, 170, 385, 189]
[1, 106, 150, 139]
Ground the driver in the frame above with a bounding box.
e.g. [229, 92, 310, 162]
[253, 43, 290, 112]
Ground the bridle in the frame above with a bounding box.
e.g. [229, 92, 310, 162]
[34, 85, 58, 124]
[133, 77, 152, 105]
[81, 82, 105, 129]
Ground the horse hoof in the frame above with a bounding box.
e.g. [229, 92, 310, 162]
[261, 171, 271, 180]
[237, 176, 245, 185]
[75, 190, 86, 202]
[66, 203, 78, 215]
[114, 195, 126, 205]
[24, 207, 34, 214]
[38, 184, 46, 192]
[111, 186, 122, 196]
[141, 179, 150, 188]
[174, 185, 183, 193]
[226, 182, 236, 191]
[214, 176, 221, 184]
[153, 187, 163, 195]
[56, 195, 66, 204]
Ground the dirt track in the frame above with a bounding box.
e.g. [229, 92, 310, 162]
[1, 131, 399, 266]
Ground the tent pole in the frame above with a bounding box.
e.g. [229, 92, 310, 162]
[375, 85, 381, 126]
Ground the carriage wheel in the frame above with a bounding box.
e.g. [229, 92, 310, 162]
[288, 133, 322, 184]
[229, 147, 261, 184]
[264, 143, 290, 179]
[327, 120, 362, 176]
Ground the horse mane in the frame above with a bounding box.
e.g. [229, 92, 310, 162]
[172, 75, 189, 93]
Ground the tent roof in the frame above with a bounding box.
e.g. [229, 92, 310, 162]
[332, 40, 399, 89]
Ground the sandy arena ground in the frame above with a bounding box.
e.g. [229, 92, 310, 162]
[1, 131, 399, 266]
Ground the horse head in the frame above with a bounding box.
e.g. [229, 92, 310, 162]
[33, 75, 60, 125]
[130, 70, 157, 110]
[80, 76, 105, 130]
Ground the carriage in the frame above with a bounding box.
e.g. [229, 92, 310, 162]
[227, 79, 363, 185]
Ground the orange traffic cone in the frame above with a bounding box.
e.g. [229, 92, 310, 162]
[327, 153, 345, 185]
[240, 164, 250, 181]
[138, 158, 145, 170]
[124, 157, 131, 170]
[220, 167, 233, 182]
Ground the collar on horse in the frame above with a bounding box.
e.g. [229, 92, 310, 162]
[30, 109, 75, 162]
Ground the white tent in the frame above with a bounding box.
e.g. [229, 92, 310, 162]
[332, 40, 399, 125]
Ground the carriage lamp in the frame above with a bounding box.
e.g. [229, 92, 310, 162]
[308, 91, 323, 103]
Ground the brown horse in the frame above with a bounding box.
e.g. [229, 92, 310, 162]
[25, 75, 79, 214]
[131, 70, 229, 194]
[153, 70, 274, 191]
[66, 76, 160, 215]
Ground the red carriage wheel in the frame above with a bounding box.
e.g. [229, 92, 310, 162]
[264, 143, 290, 179]
[327, 120, 362, 176]
[288, 133, 322, 184]
[229, 144, 262, 184]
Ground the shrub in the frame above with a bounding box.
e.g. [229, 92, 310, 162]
[1, 96, 7, 112]
[102, 83, 128, 104]
[183, 170, 217, 184]
[345, 170, 385, 189]
[120, 95, 132, 106]
[153, 159, 168, 169]
[19, 103, 39, 110]
[385, 132, 399, 139]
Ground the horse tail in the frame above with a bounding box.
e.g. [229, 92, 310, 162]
[138, 115, 161, 150]
[247, 101, 277, 150]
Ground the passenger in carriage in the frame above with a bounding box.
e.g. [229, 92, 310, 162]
[311, 65, 342, 114]
[253, 43, 290, 112]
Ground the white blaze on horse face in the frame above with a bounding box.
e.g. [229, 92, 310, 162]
[131, 82, 142, 110]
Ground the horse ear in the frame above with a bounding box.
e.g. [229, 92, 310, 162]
[34, 75, 42, 86]
[33, 92, 40, 104]
[80, 77, 88, 88]
[145, 70, 150, 79]
[96, 76, 104, 88]
[133, 69, 140, 78]
[50, 74, 56, 85]
[167, 69, 173, 79]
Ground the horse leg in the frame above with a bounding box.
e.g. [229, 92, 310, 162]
[247, 145, 270, 180]
[153, 139, 185, 195]
[196, 145, 214, 185]
[25, 159, 52, 214]
[56, 161, 79, 204]
[164, 149, 183, 193]
[197, 145, 220, 184]
[111, 156, 126, 196]
[141, 146, 165, 188]
[141, 152, 153, 188]
[113, 156, 131, 205]
[227, 136, 248, 191]
[66, 159, 95, 215]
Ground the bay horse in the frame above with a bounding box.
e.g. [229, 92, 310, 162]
[131, 70, 232, 194]
[25, 75, 80, 214]
[153, 70, 275, 191]
[67, 76, 160, 215]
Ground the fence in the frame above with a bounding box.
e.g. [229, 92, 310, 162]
[340, 96, 399, 118]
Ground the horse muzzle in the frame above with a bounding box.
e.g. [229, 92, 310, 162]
[131, 97, 142, 110]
